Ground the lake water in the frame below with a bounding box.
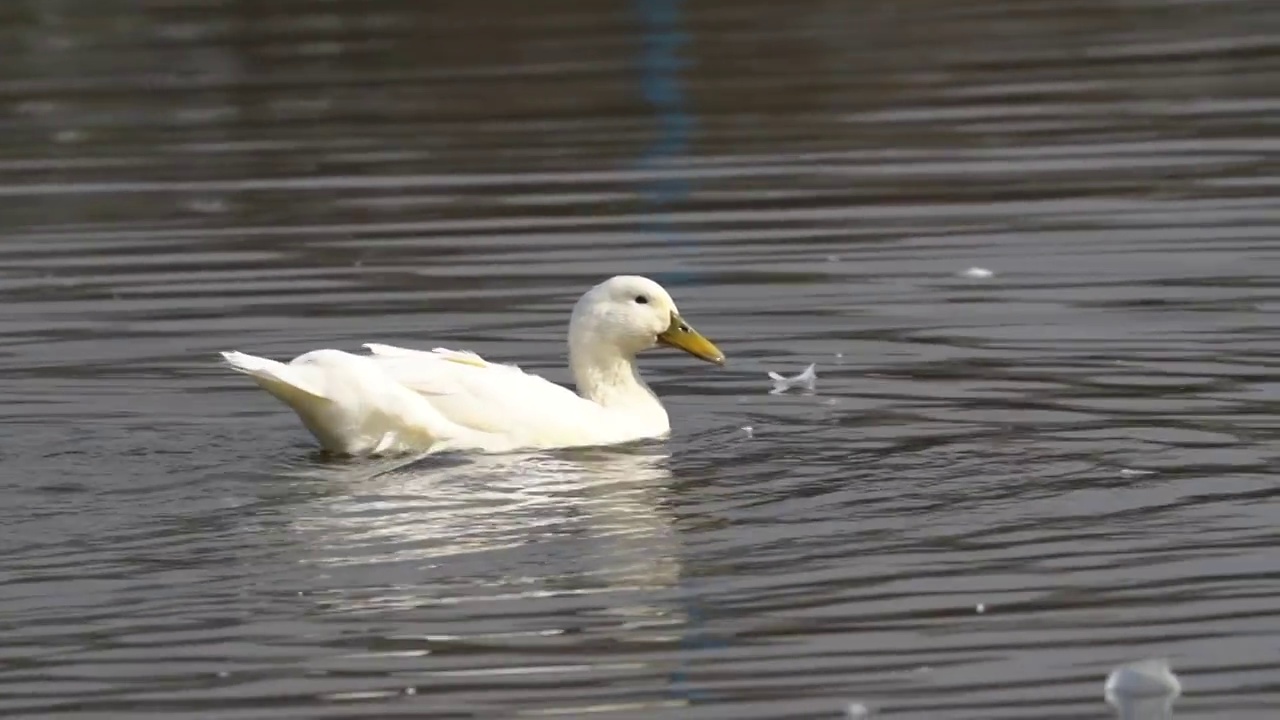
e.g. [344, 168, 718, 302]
[2, 0, 1278, 718]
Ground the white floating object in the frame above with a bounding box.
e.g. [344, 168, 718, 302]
[768, 363, 817, 394]
[1120, 468, 1155, 478]
[184, 198, 229, 214]
[1105, 658, 1181, 720]
[845, 702, 871, 719]
[960, 266, 995, 279]
[54, 129, 85, 144]
[741, 425, 754, 438]
[976, 603, 985, 614]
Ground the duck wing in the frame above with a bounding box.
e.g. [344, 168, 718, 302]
[362, 343, 606, 444]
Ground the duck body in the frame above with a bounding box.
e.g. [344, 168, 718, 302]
[220, 275, 724, 456]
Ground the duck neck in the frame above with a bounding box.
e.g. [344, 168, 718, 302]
[569, 342, 662, 414]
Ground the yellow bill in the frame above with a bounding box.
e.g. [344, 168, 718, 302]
[657, 311, 725, 365]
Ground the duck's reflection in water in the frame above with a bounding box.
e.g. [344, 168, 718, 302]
[283, 448, 685, 617]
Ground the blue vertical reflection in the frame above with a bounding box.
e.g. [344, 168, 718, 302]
[637, 12, 719, 707]
[635, 5, 712, 697]
[635, 0, 698, 287]
[635, 0, 717, 704]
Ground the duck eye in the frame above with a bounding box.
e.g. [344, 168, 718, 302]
[634, 295, 649, 304]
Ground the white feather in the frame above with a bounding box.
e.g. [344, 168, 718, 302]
[768, 363, 817, 394]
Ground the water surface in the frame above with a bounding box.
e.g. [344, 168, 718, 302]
[2, 0, 1279, 718]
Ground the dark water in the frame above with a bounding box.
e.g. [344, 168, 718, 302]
[2, 0, 1279, 717]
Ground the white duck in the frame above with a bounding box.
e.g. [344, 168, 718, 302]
[220, 275, 725, 456]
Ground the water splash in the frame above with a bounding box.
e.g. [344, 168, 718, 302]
[1105, 658, 1181, 720]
